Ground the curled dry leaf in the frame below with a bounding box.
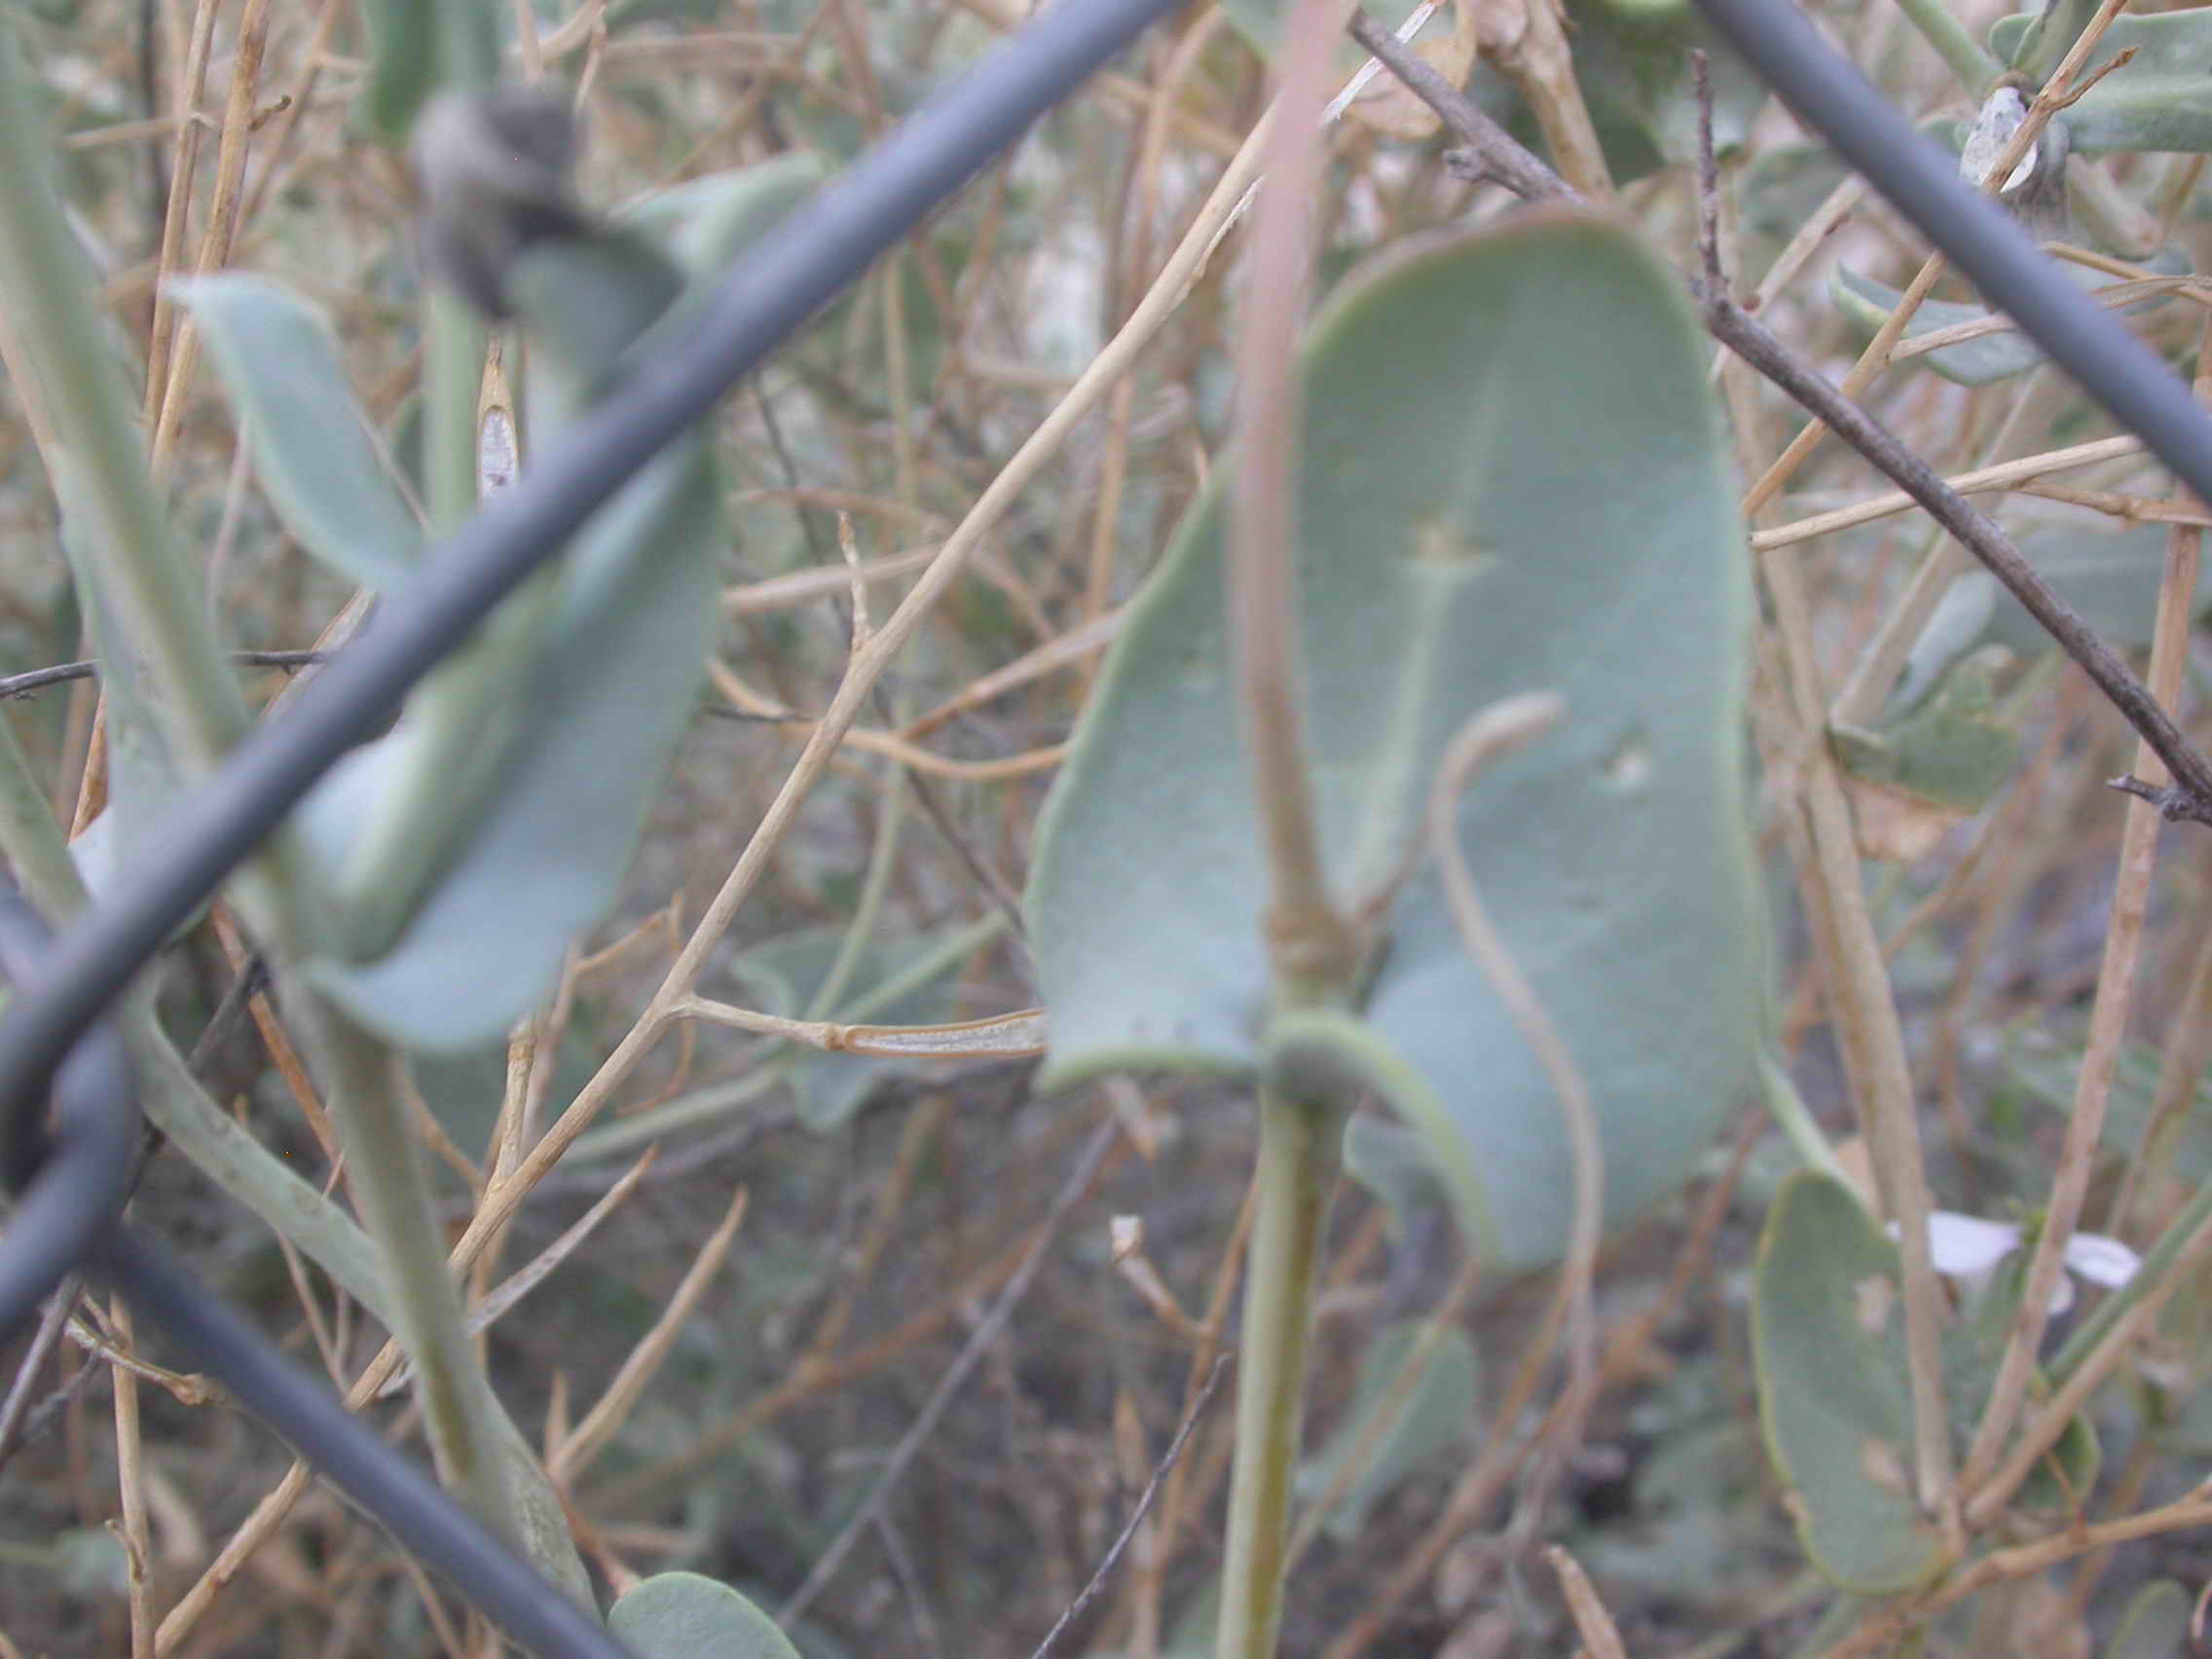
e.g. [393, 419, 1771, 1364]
[1344, 0, 1478, 139]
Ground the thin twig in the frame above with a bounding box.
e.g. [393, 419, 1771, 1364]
[1030, 1352, 1232, 1658]
[1426, 694, 1603, 1517]
[1231, 0, 1368, 1001]
[778, 1117, 1121, 1622]
[1693, 59, 1956, 1530]
[1960, 310, 2209, 1502]
[0, 649, 327, 702]
[0, 1279, 79, 1471]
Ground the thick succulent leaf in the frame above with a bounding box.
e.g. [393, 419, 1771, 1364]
[1899, 515, 2187, 704]
[169, 276, 424, 589]
[2107, 1581, 2191, 1659]
[1834, 647, 2020, 814]
[1295, 1317, 1478, 1541]
[1028, 213, 1761, 1269]
[356, 0, 500, 145]
[1751, 1172, 1949, 1593]
[608, 1572, 801, 1659]
[1754, 1173, 2095, 1591]
[1832, 254, 2190, 387]
[1992, 0, 2096, 79]
[1995, 7, 2212, 153]
[725, 921, 995, 1130]
[296, 440, 722, 1051]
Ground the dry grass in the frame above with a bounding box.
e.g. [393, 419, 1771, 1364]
[5, 0, 2212, 1655]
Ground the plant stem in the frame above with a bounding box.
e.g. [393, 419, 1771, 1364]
[297, 1005, 545, 1535]
[1350, 4, 2212, 827]
[1230, 0, 1366, 1005]
[1891, 0, 2002, 97]
[0, 22, 575, 1588]
[1216, 1085, 1343, 1659]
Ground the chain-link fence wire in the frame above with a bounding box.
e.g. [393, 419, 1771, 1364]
[8, 0, 2212, 1653]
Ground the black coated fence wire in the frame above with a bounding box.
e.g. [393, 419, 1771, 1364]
[0, 0, 1187, 1651]
[0, 886, 644, 1659]
[0, 894, 131, 1340]
[1692, 0, 2212, 511]
[0, 0, 1189, 1140]
[12, 0, 2212, 1649]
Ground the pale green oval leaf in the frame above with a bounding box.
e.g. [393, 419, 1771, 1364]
[1751, 1172, 1948, 1594]
[1831, 254, 2191, 387]
[1027, 212, 1762, 1269]
[2008, 7, 2212, 154]
[169, 275, 424, 589]
[1834, 645, 2021, 815]
[608, 1571, 801, 1659]
[1900, 513, 2196, 703]
[297, 439, 722, 1051]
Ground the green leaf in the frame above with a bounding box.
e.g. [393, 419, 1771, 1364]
[169, 275, 425, 590]
[1754, 1174, 2100, 1590]
[1991, 1, 2096, 79]
[1900, 514, 2190, 702]
[357, 0, 501, 146]
[1027, 212, 1762, 1269]
[1751, 1172, 1949, 1594]
[2106, 1580, 2191, 1659]
[1295, 1317, 1478, 1541]
[1996, 7, 2212, 153]
[608, 1571, 802, 1659]
[296, 437, 722, 1051]
[725, 922, 996, 1130]
[1270, 1008, 1495, 1254]
[1342, 1113, 1452, 1242]
[1834, 646, 2021, 814]
[1831, 254, 2190, 387]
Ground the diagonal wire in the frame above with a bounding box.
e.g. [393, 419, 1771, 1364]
[0, 0, 1193, 1143]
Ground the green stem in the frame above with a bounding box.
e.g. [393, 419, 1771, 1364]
[1216, 1084, 1343, 1659]
[313, 1011, 500, 1493]
[1893, 0, 2003, 95]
